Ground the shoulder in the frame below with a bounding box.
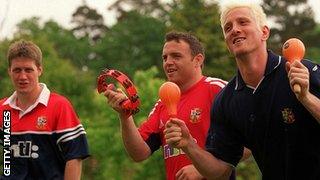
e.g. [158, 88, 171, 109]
[202, 77, 228, 94]
[0, 98, 8, 104]
[302, 59, 319, 71]
[48, 93, 74, 107]
[214, 76, 236, 104]
[0, 98, 9, 109]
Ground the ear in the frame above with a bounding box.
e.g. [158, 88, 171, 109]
[261, 25, 270, 41]
[193, 54, 204, 68]
[38, 66, 43, 77]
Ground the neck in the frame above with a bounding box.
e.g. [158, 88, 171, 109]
[236, 49, 268, 88]
[179, 71, 203, 92]
[16, 84, 42, 110]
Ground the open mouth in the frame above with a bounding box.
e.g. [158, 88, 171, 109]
[166, 69, 177, 75]
[233, 37, 246, 44]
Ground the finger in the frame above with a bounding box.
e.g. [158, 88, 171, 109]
[164, 125, 181, 133]
[176, 167, 183, 178]
[164, 131, 182, 139]
[285, 62, 291, 73]
[165, 120, 174, 128]
[290, 77, 309, 87]
[166, 136, 182, 145]
[289, 73, 309, 81]
[176, 169, 186, 180]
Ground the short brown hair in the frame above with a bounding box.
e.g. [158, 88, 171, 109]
[7, 40, 42, 67]
[165, 31, 205, 59]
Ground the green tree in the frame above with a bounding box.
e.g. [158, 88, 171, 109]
[71, 4, 108, 43]
[92, 11, 166, 78]
[262, 0, 318, 52]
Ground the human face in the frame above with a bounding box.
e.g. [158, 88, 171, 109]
[8, 57, 42, 96]
[222, 7, 269, 57]
[162, 40, 198, 86]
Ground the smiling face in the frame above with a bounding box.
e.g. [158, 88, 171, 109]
[222, 7, 269, 57]
[162, 40, 201, 88]
[8, 57, 42, 96]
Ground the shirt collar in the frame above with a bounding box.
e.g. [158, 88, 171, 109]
[235, 50, 281, 91]
[3, 83, 50, 112]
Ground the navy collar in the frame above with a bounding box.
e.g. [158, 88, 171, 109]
[235, 50, 282, 91]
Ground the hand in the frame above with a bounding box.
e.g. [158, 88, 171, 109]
[286, 60, 310, 99]
[164, 118, 192, 149]
[104, 87, 130, 117]
[176, 165, 204, 180]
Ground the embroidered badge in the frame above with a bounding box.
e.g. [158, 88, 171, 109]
[190, 108, 202, 123]
[36, 116, 47, 130]
[281, 108, 295, 124]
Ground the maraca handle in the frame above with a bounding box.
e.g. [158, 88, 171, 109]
[293, 84, 301, 94]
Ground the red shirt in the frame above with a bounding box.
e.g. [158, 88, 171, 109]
[139, 77, 226, 180]
[0, 84, 89, 179]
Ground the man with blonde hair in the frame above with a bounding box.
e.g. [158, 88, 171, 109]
[165, 2, 320, 179]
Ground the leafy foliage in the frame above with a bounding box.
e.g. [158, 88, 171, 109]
[262, 0, 319, 52]
[92, 11, 166, 78]
[71, 4, 108, 43]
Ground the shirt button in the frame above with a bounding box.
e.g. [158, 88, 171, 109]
[249, 114, 255, 122]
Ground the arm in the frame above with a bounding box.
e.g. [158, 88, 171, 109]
[105, 89, 151, 161]
[287, 61, 320, 123]
[175, 164, 204, 180]
[119, 114, 151, 161]
[240, 147, 252, 162]
[64, 159, 82, 180]
[164, 119, 233, 180]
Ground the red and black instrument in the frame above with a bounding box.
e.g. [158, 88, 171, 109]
[97, 69, 140, 115]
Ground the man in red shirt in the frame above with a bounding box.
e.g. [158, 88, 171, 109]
[105, 31, 233, 179]
[0, 40, 89, 179]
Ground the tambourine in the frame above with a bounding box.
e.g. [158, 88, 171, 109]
[97, 69, 140, 115]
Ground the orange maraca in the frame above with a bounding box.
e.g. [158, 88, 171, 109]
[282, 38, 305, 94]
[159, 82, 181, 118]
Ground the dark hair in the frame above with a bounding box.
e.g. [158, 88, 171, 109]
[165, 31, 205, 59]
[7, 39, 42, 67]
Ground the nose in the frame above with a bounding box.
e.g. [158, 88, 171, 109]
[18, 71, 28, 80]
[164, 56, 174, 65]
[231, 24, 241, 36]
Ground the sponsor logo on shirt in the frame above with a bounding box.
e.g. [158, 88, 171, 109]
[163, 144, 185, 159]
[11, 141, 39, 159]
[190, 108, 202, 123]
[36, 116, 47, 130]
[281, 108, 295, 124]
[163, 139, 197, 159]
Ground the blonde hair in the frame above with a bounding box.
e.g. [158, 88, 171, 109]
[220, 1, 267, 29]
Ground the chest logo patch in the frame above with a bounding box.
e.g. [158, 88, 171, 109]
[190, 108, 202, 123]
[36, 116, 47, 130]
[281, 108, 295, 124]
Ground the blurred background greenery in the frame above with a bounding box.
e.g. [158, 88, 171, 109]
[1, 0, 319, 179]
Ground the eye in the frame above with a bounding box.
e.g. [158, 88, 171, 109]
[162, 55, 167, 62]
[172, 53, 182, 60]
[224, 24, 232, 33]
[12, 68, 21, 73]
[25, 68, 34, 73]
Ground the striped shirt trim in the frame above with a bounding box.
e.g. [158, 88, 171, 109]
[0, 124, 85, 136]
[56, 125, 86, 144]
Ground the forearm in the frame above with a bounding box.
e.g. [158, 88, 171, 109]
[183, 141, 232, 180]
[300, 92, 320, 124]
[64, 159, 82, 180]
[119, 115, 151, 161]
